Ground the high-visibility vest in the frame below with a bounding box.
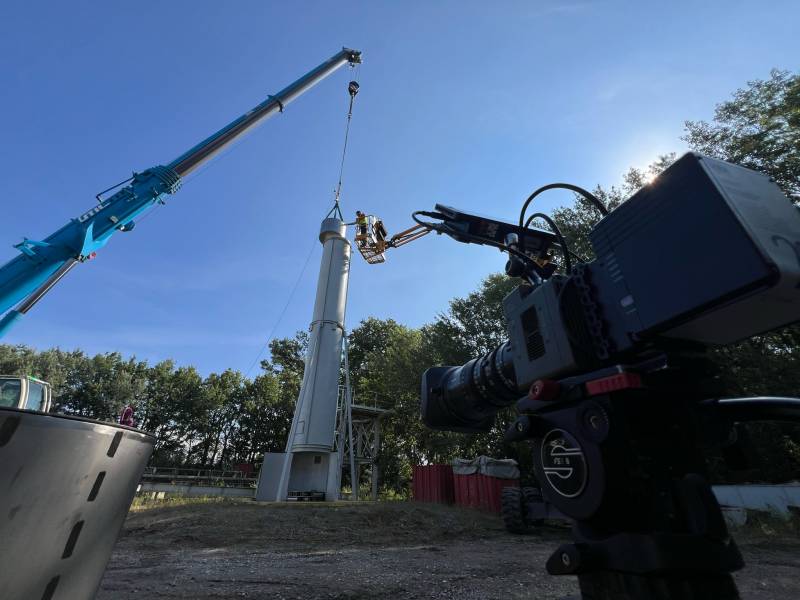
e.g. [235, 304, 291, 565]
[357, 215, 367, 226]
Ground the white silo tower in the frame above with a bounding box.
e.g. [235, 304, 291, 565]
[256, 217, 351, 501]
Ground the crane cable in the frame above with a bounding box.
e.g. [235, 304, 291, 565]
[243, 237, 318, 378]
[326, 80, 360, 220]
[247, 78, 361, 377]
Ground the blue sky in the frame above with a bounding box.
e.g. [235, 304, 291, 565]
[1, 1, 797, 376]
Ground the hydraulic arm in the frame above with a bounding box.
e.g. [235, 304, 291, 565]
[0, 48, 361, 338]
[354, 205, 559, 272]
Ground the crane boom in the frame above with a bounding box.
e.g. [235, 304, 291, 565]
[0, 48, 361, 338]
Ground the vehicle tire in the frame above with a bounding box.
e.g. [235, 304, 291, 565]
[522, 486, 545, 527]
[501, 486, 528, 534]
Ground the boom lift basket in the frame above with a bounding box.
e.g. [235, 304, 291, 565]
[354, 215, 387, 264]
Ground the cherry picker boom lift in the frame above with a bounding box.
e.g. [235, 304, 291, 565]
[0, 48, 362, 338]
[352, 206, 560, 272]
[353, 219, 432, 264]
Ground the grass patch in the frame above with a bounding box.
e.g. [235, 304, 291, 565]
[130, 494, 250, 512]
[733, 508, 800, 547]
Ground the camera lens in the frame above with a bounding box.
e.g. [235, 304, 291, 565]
[421, 342, 520, 432]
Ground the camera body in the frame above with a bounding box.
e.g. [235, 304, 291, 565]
[422, 153, 800, 434]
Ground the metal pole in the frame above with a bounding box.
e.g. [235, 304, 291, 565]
[169, 48, 362, 177]
[371, 417, 380, 501]
[343, 336, 358, 501]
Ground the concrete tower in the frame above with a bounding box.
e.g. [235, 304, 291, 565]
[256, 217, 351, 501]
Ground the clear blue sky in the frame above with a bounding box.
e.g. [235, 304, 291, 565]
[1, 1, 797, 376]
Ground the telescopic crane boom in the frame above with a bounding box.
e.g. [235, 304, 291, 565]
[0, 48, 362, 338]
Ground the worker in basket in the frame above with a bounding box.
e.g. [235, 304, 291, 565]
[374, 218, 387, 243]
[355, 210, 368, 247]
[373, 217, 388, 251]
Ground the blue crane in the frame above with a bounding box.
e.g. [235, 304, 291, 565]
[0, 48, 362, 338]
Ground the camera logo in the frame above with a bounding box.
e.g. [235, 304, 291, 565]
[541, 429, 587, 498]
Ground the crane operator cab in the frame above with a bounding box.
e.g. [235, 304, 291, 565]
[354, 214, 388, 264]
[0, 375, 52, 412]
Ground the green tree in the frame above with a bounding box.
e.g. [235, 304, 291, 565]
[144, 364, 204, 465]
[350, 321, 426, 491]
[682, 69, 800, 483]
[230, 373, 291, 462]
[348, 317, 407, 385]
[59, 352, 148, 420]
[423, 273, 519, 361]
[261, 332, 308, 402]
[684, 69, 800, 201]
[192, 369, 245, 467]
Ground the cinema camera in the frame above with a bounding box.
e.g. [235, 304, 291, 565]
[418, 153, 800, 599]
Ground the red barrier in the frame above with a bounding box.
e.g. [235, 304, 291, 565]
[453, 473, 468, 507]
[468, 473, 480, 508]
[415, 463, 518, 512]
[412, 464, 454, 504]
[453, 473, 519, 513]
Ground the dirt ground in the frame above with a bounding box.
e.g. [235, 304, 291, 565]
[97, 499, 800, 600]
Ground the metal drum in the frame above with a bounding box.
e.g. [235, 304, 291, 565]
[0, 407, 154, 600]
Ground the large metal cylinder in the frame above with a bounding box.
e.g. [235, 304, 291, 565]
[0, 408, 154, 600]
[256, 217, 352, 502]
[290, 218, 351, 452]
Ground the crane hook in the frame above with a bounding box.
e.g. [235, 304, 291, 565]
[348, 81, 360, 98]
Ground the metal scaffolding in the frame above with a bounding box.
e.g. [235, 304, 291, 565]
[335, 339, 390, 501]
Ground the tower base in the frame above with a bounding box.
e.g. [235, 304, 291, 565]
[256, 450, 342, 502]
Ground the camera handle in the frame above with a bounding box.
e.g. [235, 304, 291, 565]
[507, 357, 800, 600]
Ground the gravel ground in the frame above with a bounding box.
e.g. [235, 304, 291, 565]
[97, 500, 800, 599]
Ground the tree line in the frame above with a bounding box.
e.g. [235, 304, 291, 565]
[1, 70, 797, 489]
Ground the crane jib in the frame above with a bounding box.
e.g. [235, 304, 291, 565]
[0, 47, 362, 338]
[0, 165, 183, 320]
[168, 47, 361, 177]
